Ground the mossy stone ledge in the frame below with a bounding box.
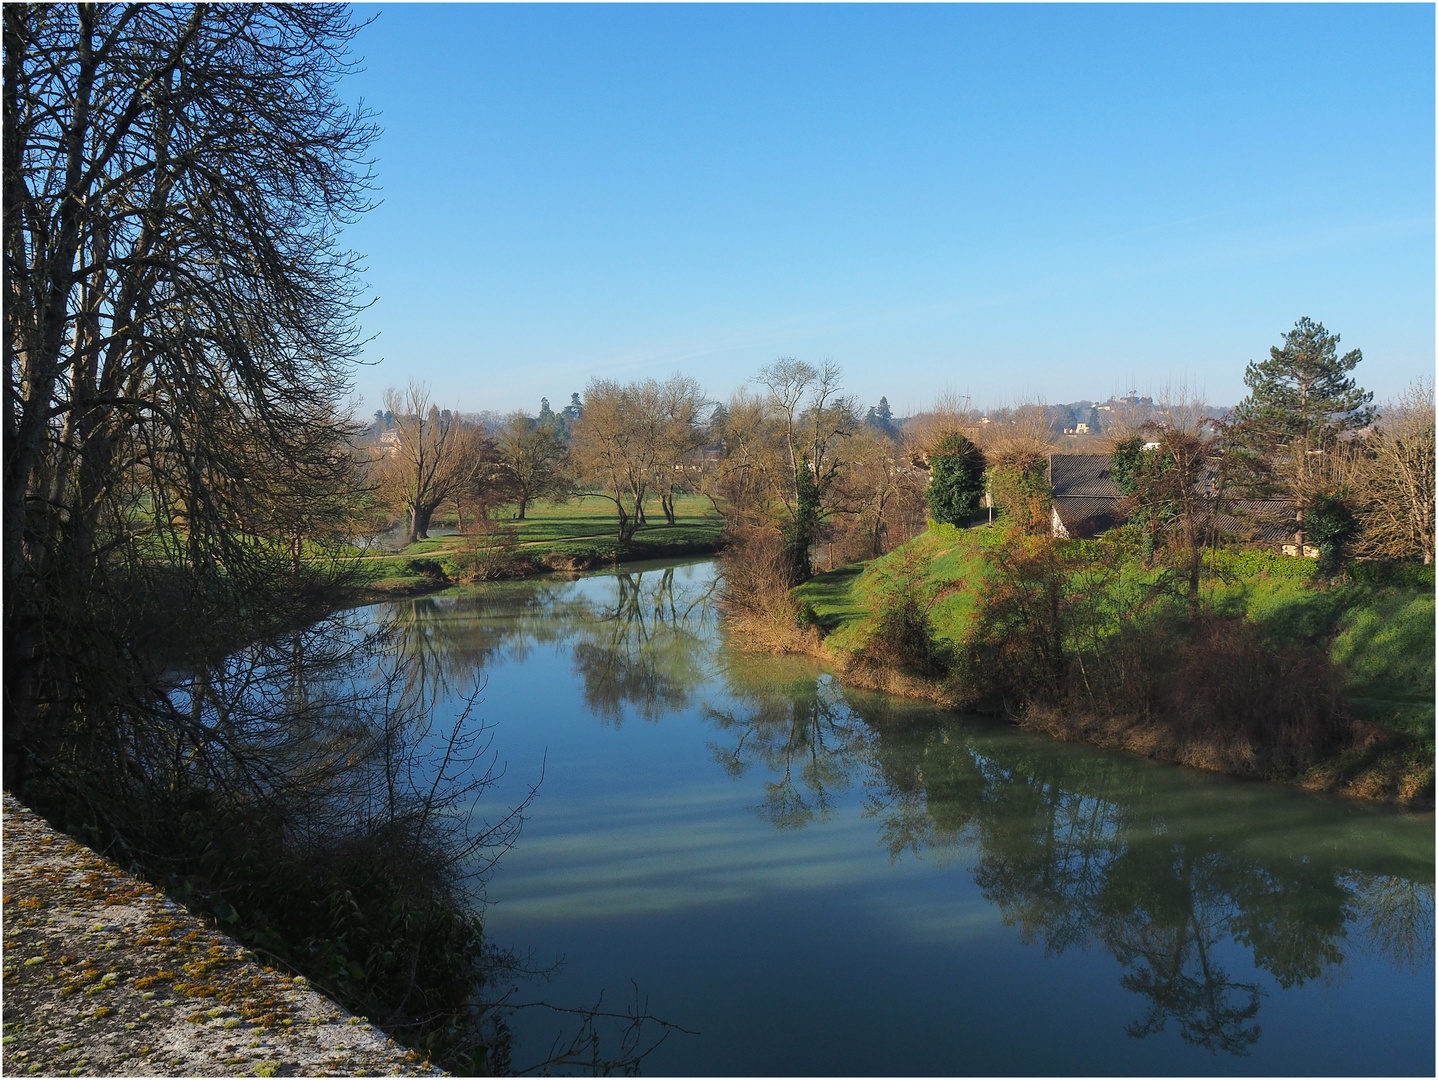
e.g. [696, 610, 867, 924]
[1, 793, 443, 1077]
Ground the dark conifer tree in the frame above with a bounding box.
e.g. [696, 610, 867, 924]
[925, 434, 986, 526]
[1232, 317, 1374, 449]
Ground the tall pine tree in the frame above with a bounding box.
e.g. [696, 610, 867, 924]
[1232, 317, 1374, 449]
[1232, 317, 1373, 560]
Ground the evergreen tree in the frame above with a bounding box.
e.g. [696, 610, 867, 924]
[1232, 317, 1374, 448]
[866, 395, 896, 437]
[925, 434, 986, 526]
[1232, 318, 1374, 556]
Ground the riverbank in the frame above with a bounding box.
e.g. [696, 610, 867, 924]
[0, 794, 443, 1078]
[770, 525, 1435, 809]
[346, 495, 725, 597]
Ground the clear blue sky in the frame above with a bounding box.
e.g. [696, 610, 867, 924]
[342, 3, 1434, 418]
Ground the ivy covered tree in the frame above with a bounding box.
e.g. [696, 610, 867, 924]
[1305, 495, 1358, 578]
[783, 454, 821, 579]
[925, 434, 986, 527]
[987, 449, 1051, 535]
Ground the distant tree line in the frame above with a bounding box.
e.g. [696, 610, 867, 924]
[363, 362, 934, 567]
[370, 316, 1431, 602]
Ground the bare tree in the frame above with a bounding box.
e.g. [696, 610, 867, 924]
[702, 386, 787, 531]
[753, 359, 858, 513]
[4, 3, 376, 789]
[832, 426, 927, 559]
[494, 409, 571, 520]
[651, 374, 709, 525]
[570, 378, 659, 544]
[1353, 378, 1435, 564]
[376, 383, 475, 544]
[904, 389, 982, 465]
[751, 359, 862, 577]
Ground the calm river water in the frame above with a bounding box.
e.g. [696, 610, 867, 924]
[365, 558, 1433, 1076]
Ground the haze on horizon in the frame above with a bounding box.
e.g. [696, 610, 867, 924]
[341, 4, 1435, 418]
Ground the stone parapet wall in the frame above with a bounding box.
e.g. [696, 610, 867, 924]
[1, 793, 443, 1077]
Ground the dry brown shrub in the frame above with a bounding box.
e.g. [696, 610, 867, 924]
[451, 519, 522, 581]
[1162, 615, 1353, 774]
[540, 552, 602, 573]
[719, 527, 818, 653]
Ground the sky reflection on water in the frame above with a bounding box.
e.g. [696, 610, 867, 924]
[362, 559, 1433, 1076]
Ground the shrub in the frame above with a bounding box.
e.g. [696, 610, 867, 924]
[452, 521, 521, 582]
[852, 545, 953, 678]
[1205, 549, 1318, 580]
[953, 529, 1361, 777]
[720, 527, 816, 652]
[22, 650, 522, 1074]
[1344, 560, 1436, 589]
[953, 531, 1071, 707]
[407, 558, 449, 582]
[1163, 615, 1351, 773]
[926, 434, 986, 527]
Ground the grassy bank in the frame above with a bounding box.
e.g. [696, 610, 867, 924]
[788, 525, 1435, 808]
[343, 494, 725, 596]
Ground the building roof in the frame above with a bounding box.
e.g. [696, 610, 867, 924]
[1048, 454, 1121, 498]
[1047, 454, 1298, 542]
[1221, 501, 1295, 542]
[1053, 494, 1295, 542]
[1051, 497, 1122, 538]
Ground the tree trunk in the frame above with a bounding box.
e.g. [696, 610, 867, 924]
[409, 503, 435, 544]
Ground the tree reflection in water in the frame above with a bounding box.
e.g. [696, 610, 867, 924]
[705, 656, 875, 829]
[713, 667, 1434, 1057]
[378, 564, 720, 728]
[569, 567, 717, 724]
[372, 566, 1432, 1060]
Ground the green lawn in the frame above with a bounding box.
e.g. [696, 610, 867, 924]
[795, 524, 1435, 748]
[351, 493, 724, 587]
[795, 524, 997, 652]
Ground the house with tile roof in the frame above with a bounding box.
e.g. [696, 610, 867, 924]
[1046, 454, 1297, 547]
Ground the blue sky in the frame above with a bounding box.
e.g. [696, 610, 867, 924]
[342, 3, 1434, 418]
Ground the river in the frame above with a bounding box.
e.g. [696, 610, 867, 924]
[360, 558, 1433, 1076]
